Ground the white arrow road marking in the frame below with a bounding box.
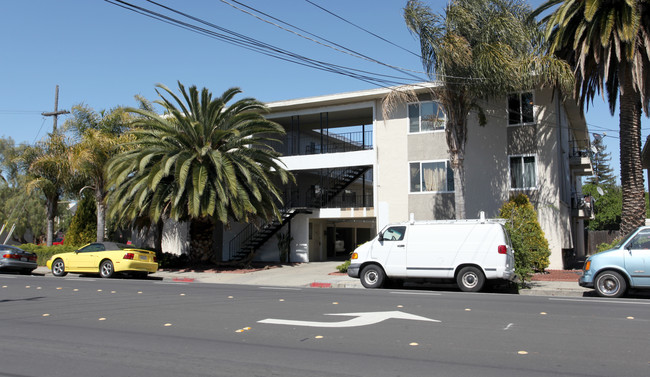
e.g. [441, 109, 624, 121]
[258, 310, 440, 328]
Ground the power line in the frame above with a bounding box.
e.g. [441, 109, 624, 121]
[105, 0, 423, 88]
[303, 0, 422, 59]
[221, 0, 426, 81]
[102, 1, 638, 143]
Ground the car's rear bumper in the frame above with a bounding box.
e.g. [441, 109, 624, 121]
[502, 270, 519, 283]
[0, 259, 37, 272]
[115, 260, 158, 273]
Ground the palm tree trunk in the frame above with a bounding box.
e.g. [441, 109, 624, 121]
[619, 73, 645, 235]
[446, 98, 468, 220]
[189, 217, 215, 263]
[46, 195, 58, 246]
[451, 153, 466, 219]
[95, 190, 106, 242]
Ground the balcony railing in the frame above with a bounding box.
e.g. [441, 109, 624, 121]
[282, 189, 373, 209]
[270, 130, 373, 157]
[569, 139, 592, 159]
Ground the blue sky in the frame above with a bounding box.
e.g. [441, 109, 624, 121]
[1, 0, 647, 183]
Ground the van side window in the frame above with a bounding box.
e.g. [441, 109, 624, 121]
[383, 226, 406, 241]
[629, 230, 650, 249]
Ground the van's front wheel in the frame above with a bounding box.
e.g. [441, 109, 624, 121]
[360, 265, 385, 289]
[457, 266, 485, 292]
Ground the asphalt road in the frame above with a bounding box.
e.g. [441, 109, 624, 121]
[1, 273, 649, 377]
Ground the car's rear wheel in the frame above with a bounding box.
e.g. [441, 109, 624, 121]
[360, 265, 385, 289]
[51, 259, 67, 277]
[457, 266, 485, 292]
[595, 271, 626, 298]
[99, 260, 114, 278]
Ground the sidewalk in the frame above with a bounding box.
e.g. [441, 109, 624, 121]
[34, 263, 590, 296]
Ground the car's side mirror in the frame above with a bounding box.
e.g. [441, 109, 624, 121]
[378, 233, 384, 242]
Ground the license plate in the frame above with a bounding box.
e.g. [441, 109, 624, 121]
[20, 257, 27, 262]
[139, 255, 148, 261]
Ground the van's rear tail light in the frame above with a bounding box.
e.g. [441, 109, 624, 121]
[123, 253, 135, 260]
[498, 245, 507, 254]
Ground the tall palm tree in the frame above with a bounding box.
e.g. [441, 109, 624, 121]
[65, 104, 139, 243]
[21, 133, 72, 246]
[402, 0, 572, 219]
[69, 128, 131, 242]
[106, 82, 292, 262]
[534, 0, 650, 235]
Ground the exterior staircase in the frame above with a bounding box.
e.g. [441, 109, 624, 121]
[227, 166, 369, 261]
[228, 208, 309, 261]
[310, 166, 370, 207]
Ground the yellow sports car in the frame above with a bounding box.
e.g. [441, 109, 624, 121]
[46, 242, 158, 278]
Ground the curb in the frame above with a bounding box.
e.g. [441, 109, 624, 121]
[519, 289, 588, 297]
[309, 282, 332, 288]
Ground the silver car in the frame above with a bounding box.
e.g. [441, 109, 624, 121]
[579, 226, 650, 297]
[0, 245, 38, 275]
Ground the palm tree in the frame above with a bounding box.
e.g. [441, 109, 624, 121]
[534, 0, 650, 235]
[106, 82, 292, 262]
[21, 133, 72, 246]
[402, 0, 572, 219]
[64, 105, 136, 242]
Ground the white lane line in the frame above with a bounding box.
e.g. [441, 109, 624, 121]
[549, 298, 650, 305]
[503, 323, 514, 330]
[259, 287, 302, 291]
[390, 291, 442, 296]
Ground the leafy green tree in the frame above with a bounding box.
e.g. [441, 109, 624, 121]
[106, 82, 292, 262]
[535, 0, 650, 235]
[401, 0, 573, 219]
[65, 191, 97, 246]
[0, 137, 24, 187]
[64, 105, 134, 242]
[0, 138, 47, 243]
[582, 183, 621, 230]
[20, 133, 74, 246]
[499, 193, 551, 283]
[583, 134, 621, 230]
[586, 134, 616, 186]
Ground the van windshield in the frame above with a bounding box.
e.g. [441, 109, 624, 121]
[614, 228, 641, 249]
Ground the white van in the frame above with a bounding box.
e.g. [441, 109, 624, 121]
[347, 216, 517, 291]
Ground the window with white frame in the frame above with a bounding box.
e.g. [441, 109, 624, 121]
[509, 155, 536, 189]
[408, 101, 446, 133]
[409, 161, 454, 193]
[508, 92, 534, 125]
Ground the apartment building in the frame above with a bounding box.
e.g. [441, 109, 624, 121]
[222, 84, 592, 269]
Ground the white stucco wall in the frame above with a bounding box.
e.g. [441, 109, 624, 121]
[374, 88, 578, 269]
[375, 98, 410, 224]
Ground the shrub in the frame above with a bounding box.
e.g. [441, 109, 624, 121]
[336, 259, 351, 273]
[19, 243, 78, 266]
[65, 192, 97, 246]
[499, 193, 551, 284]
[596, 238, 622, 254]
[156, 252, 189, 268]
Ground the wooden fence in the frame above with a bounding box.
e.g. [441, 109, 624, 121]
[585, 230, 621, 255]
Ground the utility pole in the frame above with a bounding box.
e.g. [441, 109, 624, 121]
[41, 85, 69, 132]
